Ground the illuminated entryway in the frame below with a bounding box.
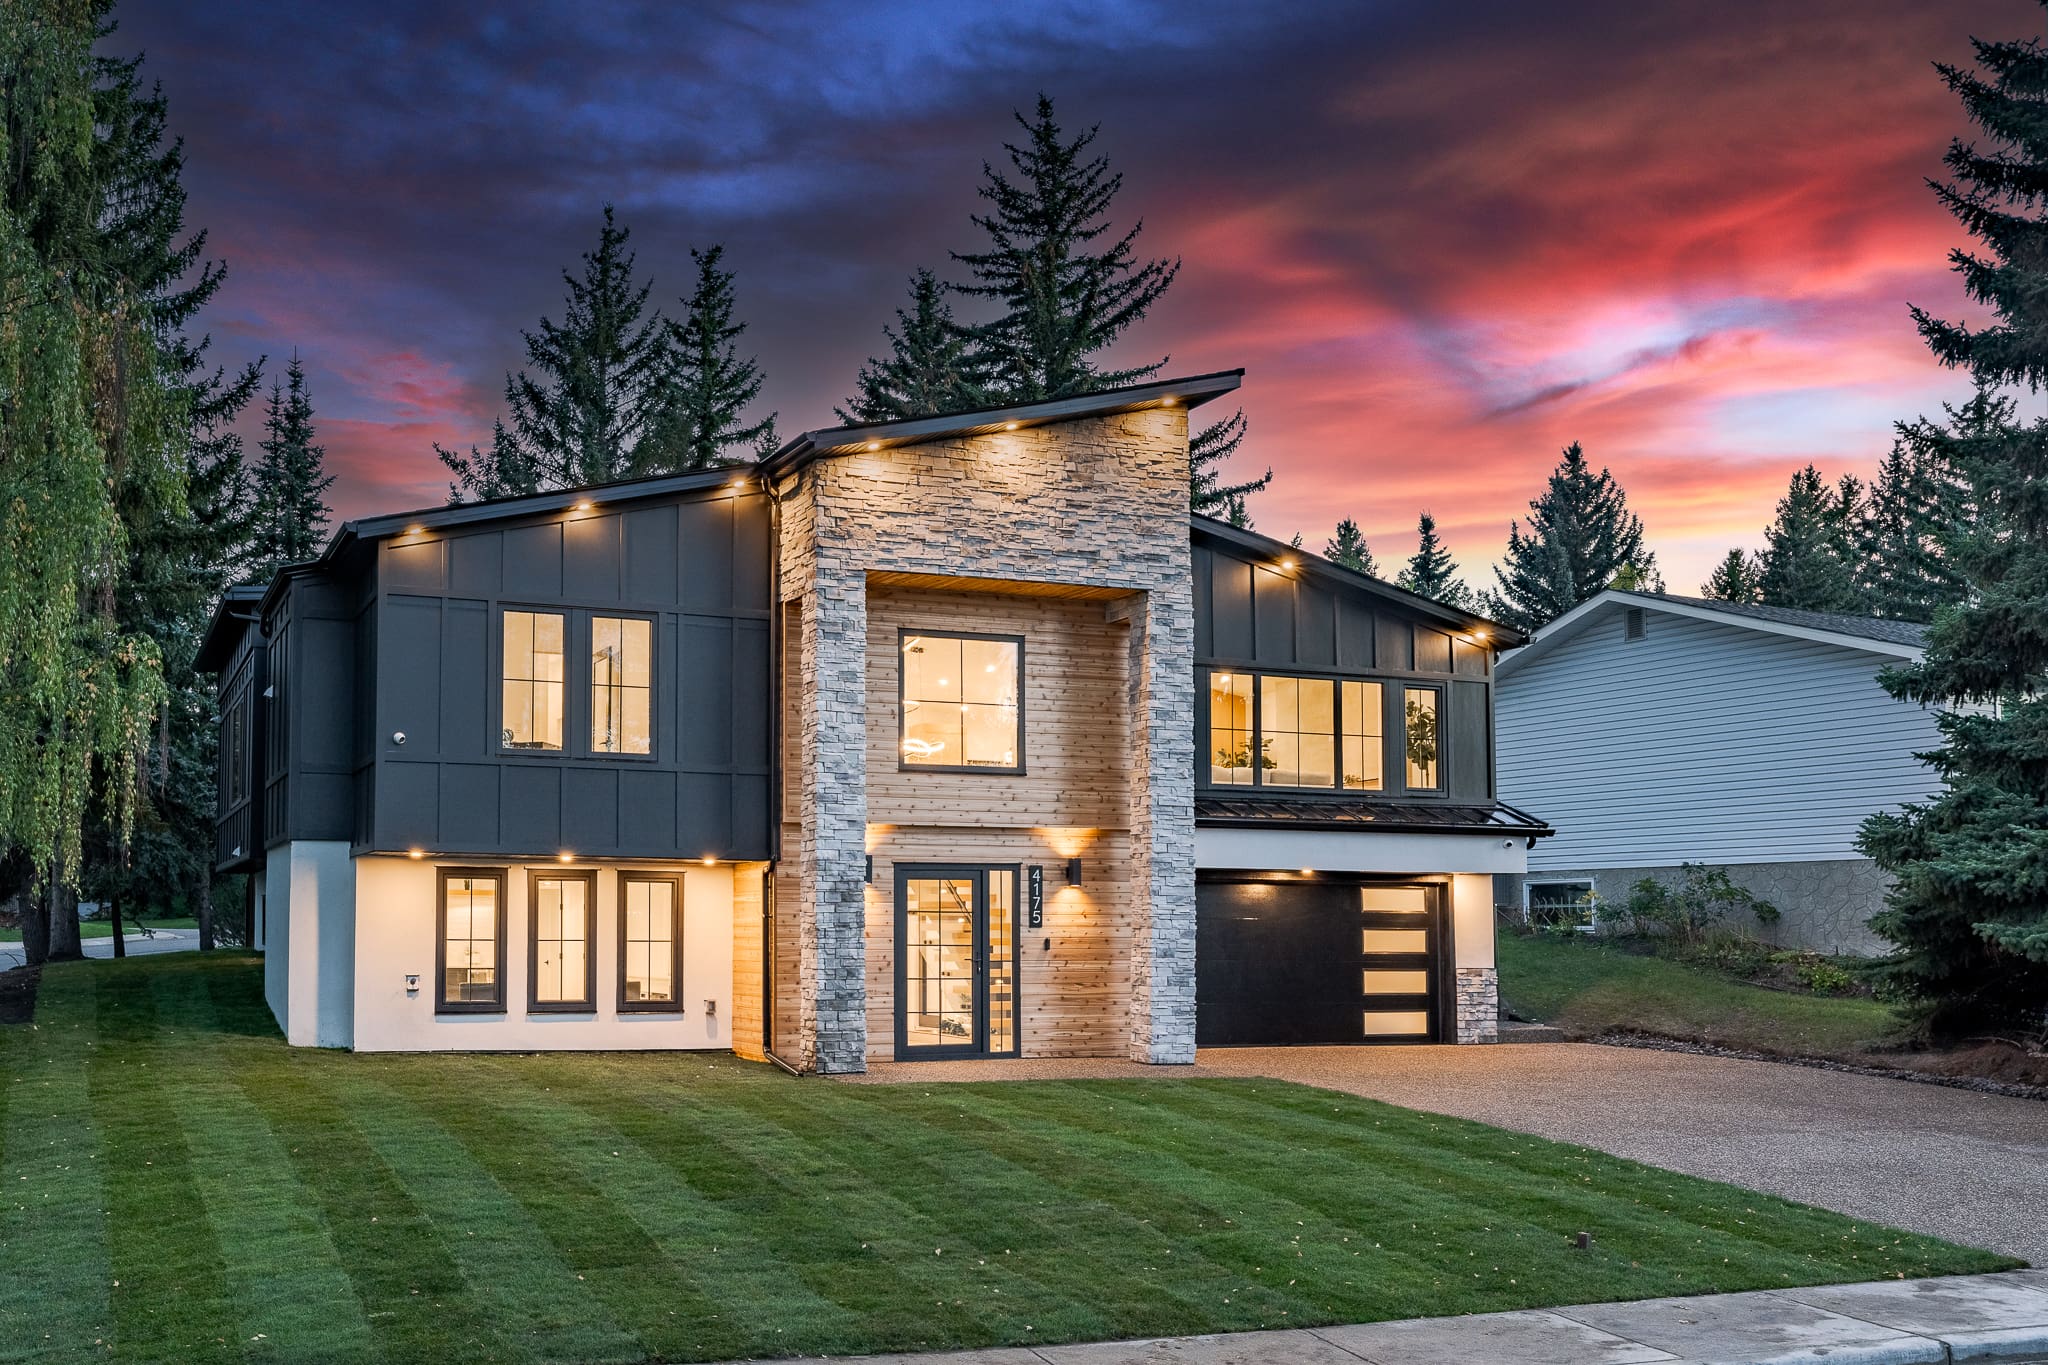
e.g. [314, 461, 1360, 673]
[894, 865, 1020, 1058]
[1195, 875, 1448, 1044]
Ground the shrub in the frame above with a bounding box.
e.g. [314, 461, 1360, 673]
[1619, 863, 1780, 947]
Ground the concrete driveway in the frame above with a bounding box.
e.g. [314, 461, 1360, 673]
[851, 1043, 2048, 1265]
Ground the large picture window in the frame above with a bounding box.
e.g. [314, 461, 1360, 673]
[1404, 686, 1442, 791]
[502, 610, 566, 751]
[528, 870, 596, 1012]
[591, 616, 653, 755]
[619, 873, 682, 1012]
[900, 632, 1023, 771]
[438, 870, 506, 1013]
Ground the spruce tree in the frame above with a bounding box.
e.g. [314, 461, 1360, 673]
[440, 206, 670, 499]
[646, 245, 775, 469]
[1701, 549, 1765, 602]
[1189, 408, 1272, 517]
[1756, 466, 1863, 613]
[250, 355, 334, 575]
[839, 269, 986, 423]
[1862, 381, 1991, 622]
[1396, 512, 1473, 608]
[1859, 17, 2048, 1030]
[952, 95, 1179, 401]
[1324, 518, 1377, 575]
[0, 0, 186, 959]
[1484, 442, 1654, 633]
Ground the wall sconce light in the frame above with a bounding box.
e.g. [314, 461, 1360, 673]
[1066, 857, 1083, 888]
[865, 854, 874, 885]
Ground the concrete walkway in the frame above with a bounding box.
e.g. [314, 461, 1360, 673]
[727, 1269, 2048, 1363]
[846, 1044, 2048, 1265]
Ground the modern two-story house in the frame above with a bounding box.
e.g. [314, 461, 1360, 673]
[198, 372, 1548, 1070]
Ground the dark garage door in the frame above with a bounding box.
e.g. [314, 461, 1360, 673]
[1196, 877, 1444, 1045]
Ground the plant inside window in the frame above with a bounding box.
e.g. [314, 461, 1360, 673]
[901, 634, 1020, 768]
[1404, 688, 1440, 790]
[502, 610, 565, 750]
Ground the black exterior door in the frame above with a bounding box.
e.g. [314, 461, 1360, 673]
[1196, 876, 1446, 1045]
[894, 865, 1020, 1059]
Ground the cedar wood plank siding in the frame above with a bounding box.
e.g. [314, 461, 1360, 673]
[1496, 607, 1944, 868]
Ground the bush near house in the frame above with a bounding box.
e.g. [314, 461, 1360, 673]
[0, 953, 2013, 1364]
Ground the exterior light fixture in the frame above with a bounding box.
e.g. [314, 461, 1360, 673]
[1004, 421, 1020, 430]
[1470, 629, 1489, 642]
[866, 441, 880, 451]
[1161, 396, 1176, 406]
[408, 848, 425, 860]
[557, 851, 575, 863]
[1066, 857, 1083, 888]
[406, 524, 426, 535]
[865, 854, 874, 885]
[1299, 867, 1315, 876]
[701, 855, 717, 867]
[729, 475, 748, 487]
[574, 499, 594, 511]
[1281, 558, 1297, 572]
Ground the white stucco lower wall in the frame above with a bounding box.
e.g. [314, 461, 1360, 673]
[262, 840, 355, 1048]
[1194, 827, 1522, 973]
[351, 856, 735, 1053]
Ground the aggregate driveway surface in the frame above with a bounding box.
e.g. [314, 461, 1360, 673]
[850, 1043, 2048, 1264]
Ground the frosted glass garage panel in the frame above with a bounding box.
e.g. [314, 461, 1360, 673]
[1363, 969, 1430, 995]
[1362, 928, 1428, 954]
[1360, 886, 1429, 914]
[1364, 1010, 1431, 1037]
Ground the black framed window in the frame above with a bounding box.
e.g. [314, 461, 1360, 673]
[528, 869, 596, 1012]
[590, 616, 653, 755]
[438, 868, 507, 1013]
[1207, 670, 1391, 792]
[899, 631, 1023, 772]
[618, 872, 683, 1011]
[1403, 686, 1442, 791]
[502, 610, 566, 751]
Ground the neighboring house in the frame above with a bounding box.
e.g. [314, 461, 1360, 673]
[1493, 590, 1939, 954]
[197, 372, 1548, 1069]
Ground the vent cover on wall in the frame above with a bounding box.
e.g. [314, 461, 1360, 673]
[1624, 606, 1646, 641]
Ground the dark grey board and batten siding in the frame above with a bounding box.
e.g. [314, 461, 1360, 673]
[1191, 536, 1496, 804]
[367, 489, 773, 862]
[262, 571, 366, 850]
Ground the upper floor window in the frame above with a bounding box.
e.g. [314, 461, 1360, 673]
[1404, 686, 1441, 791]
[591, 616, 653, 755]
[1204, 669, 1402, 793]
[900, 632, 1023, 771]
[503, 610, 565, 750]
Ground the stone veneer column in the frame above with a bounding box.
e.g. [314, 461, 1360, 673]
[1455, 967, 1500, 1043]
[1125, 582, 1197, 1063]
[785, 478, 872, 1074]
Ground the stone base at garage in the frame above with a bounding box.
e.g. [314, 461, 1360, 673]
[1455, 967, 1499, 1043]
[1498, 857, 1891, 956]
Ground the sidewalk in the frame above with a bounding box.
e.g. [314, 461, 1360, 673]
[739, 1269, 2048, 1365]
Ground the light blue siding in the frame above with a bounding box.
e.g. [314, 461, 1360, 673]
[1497, 605, 1944, 869]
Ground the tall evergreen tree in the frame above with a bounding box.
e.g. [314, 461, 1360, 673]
[440, 206, 671, 499]
[250, 354, 333, 575]
[1858, 16, 2048, 1030]
[952, 95, 1179, 402]
[1484, 442, 1654, 633]
[839, 268, 986, 423]
[1700, 549, 1765, 602]
[646, 244, 775, 469]
[1396, 512, 1473, 608]
[0, 0, 187, 961]
[1323, 518, 1376, 575]
[1862, 380, 1993, 622]
[1189, 408, 1272, 517]
[1756, 465, 1863, 613]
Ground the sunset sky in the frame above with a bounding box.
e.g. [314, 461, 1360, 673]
[119, 0, 2018, 596]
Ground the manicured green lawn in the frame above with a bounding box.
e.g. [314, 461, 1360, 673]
[0, 916, 195, 943]
[0, 955, 2008, 1364]
[1499, 932, 1904, 1056]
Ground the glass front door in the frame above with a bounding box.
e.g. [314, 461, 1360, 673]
[896, 865, 1019, 1058]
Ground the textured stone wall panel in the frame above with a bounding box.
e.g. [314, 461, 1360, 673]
[1455, 967, 1500, 1044]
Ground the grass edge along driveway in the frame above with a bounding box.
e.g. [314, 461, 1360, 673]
[0, 954, 2014, 1365]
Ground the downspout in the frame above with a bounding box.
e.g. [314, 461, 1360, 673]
[761, 467, 803, 1077]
